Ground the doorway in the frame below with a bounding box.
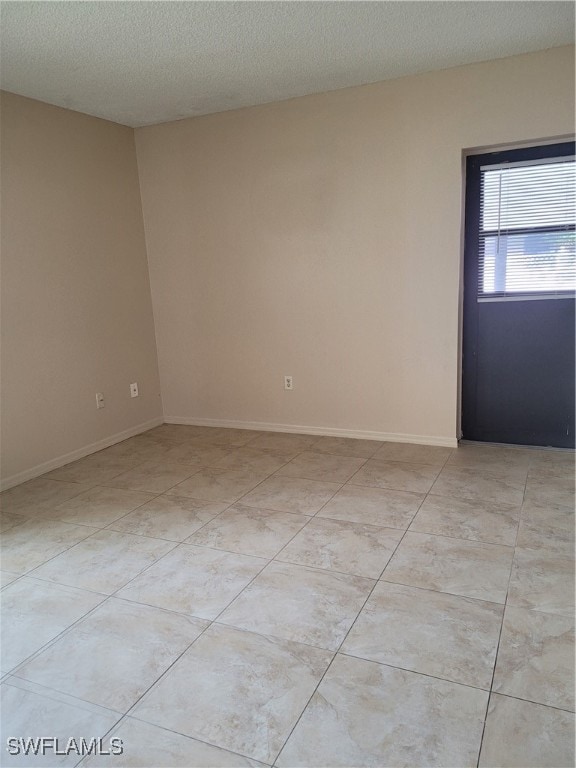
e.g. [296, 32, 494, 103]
[461, 141, 575, 448]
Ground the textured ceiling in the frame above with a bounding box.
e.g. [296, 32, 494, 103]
[1, 1, 574, 127]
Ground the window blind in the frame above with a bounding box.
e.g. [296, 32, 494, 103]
[478, 157, 576, 300]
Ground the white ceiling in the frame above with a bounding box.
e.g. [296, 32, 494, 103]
[1, 1, 574, 127]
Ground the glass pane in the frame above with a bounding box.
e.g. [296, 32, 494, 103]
[480, 231, 576, 294]
[482, 161, 575, 231]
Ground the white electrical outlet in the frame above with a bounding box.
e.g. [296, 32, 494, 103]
[130, 382, 139, 398]
[95, 392, 105, 409]
[284, 376, 293, 391]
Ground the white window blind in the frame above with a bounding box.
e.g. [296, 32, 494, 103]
[478, 157, 576, 300]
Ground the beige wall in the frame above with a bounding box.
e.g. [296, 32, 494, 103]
[135, 46, 575, 445]
[1, 92, 162, 485]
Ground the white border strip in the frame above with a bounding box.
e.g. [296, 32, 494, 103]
[478, 294, 574, 303]
[0, 416, 164, 491]
[480, 155, 575, 171]
[164, 416, 458, 449]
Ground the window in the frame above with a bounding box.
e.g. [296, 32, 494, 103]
[478, 156, 575, 300]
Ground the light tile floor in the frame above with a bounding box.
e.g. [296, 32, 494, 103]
[0, 425, 574, 767]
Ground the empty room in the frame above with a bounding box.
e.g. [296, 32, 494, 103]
[0, 2, 574, 767]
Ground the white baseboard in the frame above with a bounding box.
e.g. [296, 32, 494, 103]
[164, 416, 458, 449]
[0, 417, 164, 491]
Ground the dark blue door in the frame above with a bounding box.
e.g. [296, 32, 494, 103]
[462, 142, 575, 449]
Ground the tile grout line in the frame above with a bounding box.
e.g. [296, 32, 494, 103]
[265, 471, 361, 566]
[474, 460, 529, 768]
[270, 477, 434, 766]
[3, 524, 102, 579]
[3, 676, 123, 718]
[271, 651, 338, 766]
[336, 650, 499, 694]
[75, 713, 273, 768]
[476, 690, 576, 716]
